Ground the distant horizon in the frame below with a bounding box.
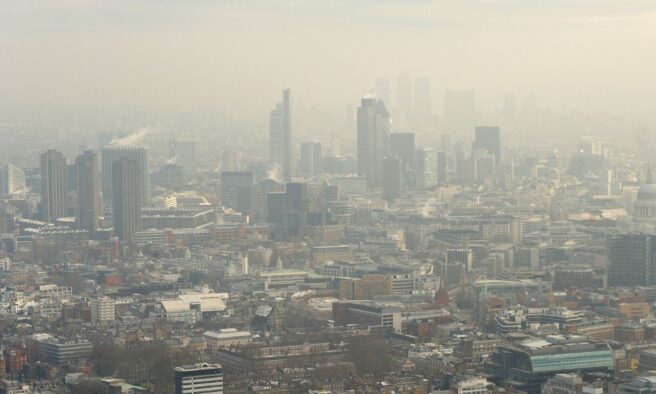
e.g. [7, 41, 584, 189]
[2, 1, 655, 123]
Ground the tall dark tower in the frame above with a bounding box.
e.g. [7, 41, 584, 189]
[76, 151, 101, 235]
[390, 132, 416, 189]
[112, 158, 143, 242]
[357, 98, 391, 188]
[382, 156, 402, 202]
[40, 150, 67, 222]
[473, 126, 501, 164]
[269, 89, 293, 180]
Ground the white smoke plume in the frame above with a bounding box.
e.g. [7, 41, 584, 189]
[266, 163, 283, 183]
[166, 156, 178, 165]
[108, 127, 152, 147]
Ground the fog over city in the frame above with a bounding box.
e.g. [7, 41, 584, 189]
[2, 1, 655, 118]
[2, 2, 656, 393]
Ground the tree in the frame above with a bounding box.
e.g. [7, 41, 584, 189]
[348, 334, 392, 377]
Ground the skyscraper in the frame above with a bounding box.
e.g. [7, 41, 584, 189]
[40, 150, 67, 222]
[382, 156, 402, 202]
[390, 132, 416, 189]
[169, 139, 197, 182]
[269, 89, 293, 180]
[220, 171, 254, 211]
[174, 363, 223, 394]
[76, 151, 101, 235]
[112, 158, 143, 242]
[436, 150, 447, 184]
[299, 141, 322, 179]
[357, 98, 391, 188]
[101, 145, 150, 209]
[473, 126, 501, 164]
[608, 233, 656, 287]
[416, 148, 437, 190]
[0, 164, 26, 195]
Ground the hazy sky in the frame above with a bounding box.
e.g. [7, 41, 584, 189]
[2, 1, 655, 119]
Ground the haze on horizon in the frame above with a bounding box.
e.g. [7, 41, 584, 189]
[1, 0, 655, 123]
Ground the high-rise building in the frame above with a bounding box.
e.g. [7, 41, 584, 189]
[608, 233, 656, 287]
[174, 363, 223, 394]
[0, 164, 26, 195]
[269, 89, 293, 180]
[299, 141, 322, 179]
[473, 126, 501, 164]
[112, 158, 143, 242]
[357, 98, 391, 188]
[436, 151, 447, 184]
[101, 145, 150, 209]
[390, 132, 416, 189]
[76, 151, 101, 235]
[249, 179, 284, 224]
[416, 148, 437, 190]
[414, 77, 432, 114]
[40, 150, 67, 222]
[382, 156, 402, 202]
[169, 140, 197, 182]
[220, 171, 253, 211]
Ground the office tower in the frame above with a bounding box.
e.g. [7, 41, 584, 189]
[40, 150, 67, 222]
[285, 182, 309, 237]
[75, 151, 101, 235]
[436, 151, 447, 184]
[250, 179, 284, 223]
[416, 148, 437, 190]
[300, 141, 322, 179]
[267, 191, 288, 240]
[382, 156, 402, 202]
[375, 77, 391, 106]
[101, 145, 150, 209]
[174, 363, 223, 394]
[269, 88, 293, 180]
[169, 140, 197, 182]
[472, 149, 496, 182]
[390, 132, 416, 189]
[220, 171, 253, 211]
[266, 183, 310, 240]
[112, 158, 143, 242]
[607, 233, 656, 287]
[396, 71, 413, 121]
[414, 77, 432, 114]
[357, 98, 391, 188]
[443, 89, 476, 133]
[0, 164, 26, 195]
[473, 126, 501, 164]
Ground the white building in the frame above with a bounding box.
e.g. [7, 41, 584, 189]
[453, 377, 492, 394]
[204, 328, 252, 351]
[174, 363, 223, 394]
[91, 297, 116, 323]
